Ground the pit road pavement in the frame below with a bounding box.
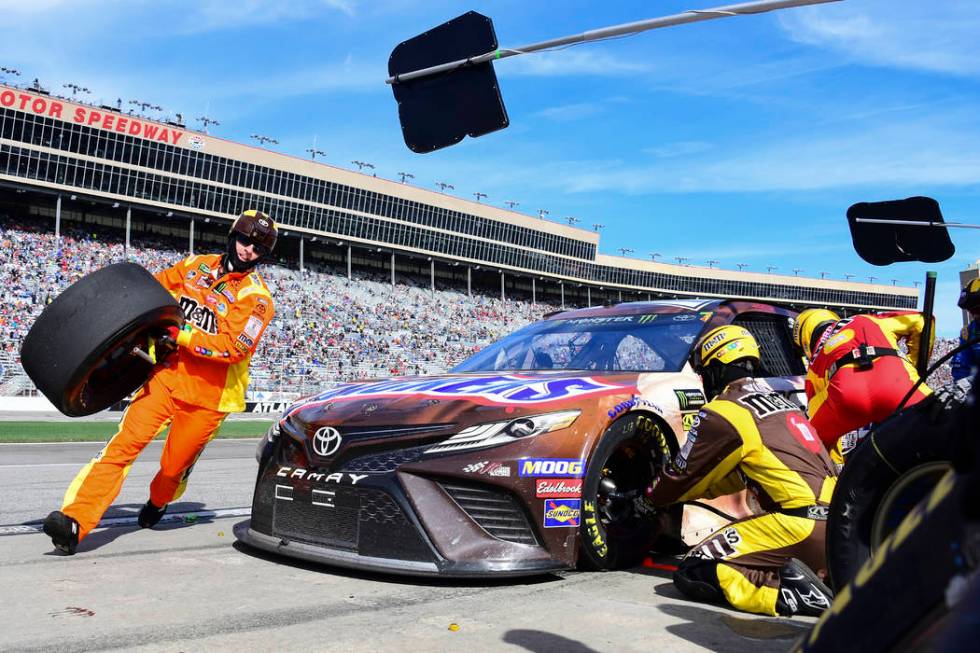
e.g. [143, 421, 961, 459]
[0, 439, 812, 652]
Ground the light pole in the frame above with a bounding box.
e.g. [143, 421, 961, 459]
[397, 172, 415, 183]
[650, 252, 661, 262]
[63, 83, 89, 101]
[820, 271, 830, 279]
[706, 259, 719, 269]
[251, 134, 279, 146]
[891, 278, 900, 286]
[0, 67, 21, 82]
[675, 256, 689, 265]
[307, 147, 327, 160]
[351, 160, 375, 173]
[537, 209, 549, 220]
[436, 181, 454, 192]
[592, 223, 604, 232]
[767, 265, 778, 274]
[619, 248, 634, 257]
[566, 216, 580, 227]
[736, 263, 748, 271]
[844, 273, 855, 281]
[793, 268, 803, 276]
[868, 276, 877, 284]
[196, 116, 220, 133]
[473, 192, 487, 202]
[504, 200, 519, 209]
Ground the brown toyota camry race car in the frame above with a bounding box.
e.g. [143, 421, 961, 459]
[236, 299, 805, 577]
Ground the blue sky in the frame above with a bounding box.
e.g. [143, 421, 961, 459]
[2, 0, 978, 336]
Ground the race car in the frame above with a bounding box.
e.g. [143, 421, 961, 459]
[236, 298, 805, 577]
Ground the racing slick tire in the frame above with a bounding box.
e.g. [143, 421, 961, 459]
[20, 262, 182, 417]
[826, 380, 969, 589]
[578, 413, 667, 571]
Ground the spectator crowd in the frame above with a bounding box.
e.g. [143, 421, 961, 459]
[0, 215, 550, 397]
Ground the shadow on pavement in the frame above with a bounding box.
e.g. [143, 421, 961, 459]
[656, 601, 809, 651]
[502, 629, 600, 653]
[39, 501, 211, 555]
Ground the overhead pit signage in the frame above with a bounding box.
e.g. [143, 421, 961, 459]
[1, 86, 190, 147]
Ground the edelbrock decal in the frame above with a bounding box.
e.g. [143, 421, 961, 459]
[289, 375, 627, 414]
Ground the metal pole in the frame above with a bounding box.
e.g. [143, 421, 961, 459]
[500, 272, 505, 303]
[588, 287, 591, 307]
[430, 259, 435, 292]
[299, 237, 305, 272]
[467, 267, 472, 297]
[854, 218, 980, 230]
[391, 253, 396, 287]
[54, 195, 61, 245]
[386, 0, 840, 84]
[532, 278, 536, 305]
[189, 217, 195, 255]
[347, 245, 352, 280]
[916, 271, 937, 378]
[561, 283, 565, 310]
[125, 206, 131, 257]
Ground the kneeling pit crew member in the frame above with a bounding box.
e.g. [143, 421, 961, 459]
[647, 326, 837, 617]
[43, 210, 278, 554]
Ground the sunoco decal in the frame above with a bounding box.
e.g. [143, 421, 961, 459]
[288, 375, 627, 414]
[519, 458, 585, 478]
[544, 499, 581, 527]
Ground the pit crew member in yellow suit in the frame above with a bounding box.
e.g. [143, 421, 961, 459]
[648, 326, 837, 617]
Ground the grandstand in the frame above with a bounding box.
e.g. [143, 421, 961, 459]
[0, 81, 927, 402]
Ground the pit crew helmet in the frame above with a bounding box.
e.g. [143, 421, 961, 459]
[226, 209, 277, 272]
[693, 326, 761, 399]
[957, 278, 980, 314]
[793, 308, 840, 360]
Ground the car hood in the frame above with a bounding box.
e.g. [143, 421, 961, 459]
[282, 371, 640, 434]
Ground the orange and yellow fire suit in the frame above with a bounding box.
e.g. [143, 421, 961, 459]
[60, 254, 275, 540]
[649, 378, 837, 616]
[804, 311, 931, 448]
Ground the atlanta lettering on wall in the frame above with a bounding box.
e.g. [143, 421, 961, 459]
[1, 86, 190, 147]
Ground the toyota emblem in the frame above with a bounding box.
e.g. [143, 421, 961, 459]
[312, 426, 342, 457]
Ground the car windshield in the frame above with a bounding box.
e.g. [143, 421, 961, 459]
[452, 313, 707, 373]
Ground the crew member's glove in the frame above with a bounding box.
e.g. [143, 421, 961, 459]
[149, 326, 180, 365]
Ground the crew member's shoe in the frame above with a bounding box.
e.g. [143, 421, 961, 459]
[43, 510, 80, 555]
[776, 558, 834, 617]
[138, 501, 168, 529]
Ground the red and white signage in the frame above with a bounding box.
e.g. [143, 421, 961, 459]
[1, 86, 191, 148]
[535, 478, 583, 498]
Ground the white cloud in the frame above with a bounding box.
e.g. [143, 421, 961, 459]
[535, 102, 604, 122]
[179, 0, 357, 34]
[643, 141, 713, 158]
[780, 1, 980, 76]
[502, 49, 653, 78]
[534, 115, 980, 195]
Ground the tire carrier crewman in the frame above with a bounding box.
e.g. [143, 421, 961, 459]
[43, 210, 278, 554]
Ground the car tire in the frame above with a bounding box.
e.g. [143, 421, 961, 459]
[578, 413, 668, 571]
[826, 381, 968, 589]
[20, 262, 182, 417]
